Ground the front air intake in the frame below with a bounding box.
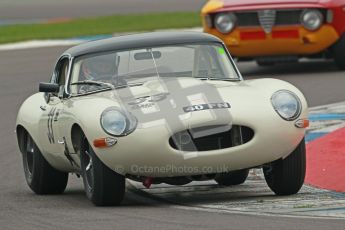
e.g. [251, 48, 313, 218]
[169, 125, 254, 152]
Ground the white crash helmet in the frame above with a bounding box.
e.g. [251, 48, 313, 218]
[82, 55, 116, 81]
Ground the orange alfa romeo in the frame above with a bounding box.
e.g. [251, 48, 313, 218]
[202, 0, 345, 69]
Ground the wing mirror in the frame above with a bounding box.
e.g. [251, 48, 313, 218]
[39, 82, 60, 93]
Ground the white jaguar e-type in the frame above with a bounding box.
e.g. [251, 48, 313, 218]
[16, 32, 308, 206]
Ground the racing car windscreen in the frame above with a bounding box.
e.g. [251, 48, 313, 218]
[69, 43, 239, 95]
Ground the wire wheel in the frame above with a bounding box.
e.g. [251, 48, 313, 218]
[83, 148, 94, 193]
[24, 135, 35, 180]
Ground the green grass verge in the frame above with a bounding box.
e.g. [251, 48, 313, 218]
[0, 12, 201, 44]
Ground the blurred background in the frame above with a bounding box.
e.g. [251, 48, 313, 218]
[1, 0, 345, 106]
[0, 0, 206, 22]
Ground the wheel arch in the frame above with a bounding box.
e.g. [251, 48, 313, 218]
[16, 125, 28, 154]
[70, 123, 86, 154]
[16, 124, 44, 156]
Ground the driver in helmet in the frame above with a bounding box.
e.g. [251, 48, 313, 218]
[81, 54, 116, 81]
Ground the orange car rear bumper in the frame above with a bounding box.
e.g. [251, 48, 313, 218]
[204, 25, 339, 57]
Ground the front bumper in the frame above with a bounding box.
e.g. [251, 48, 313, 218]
[91, 104, 307, 177]
[204, 25, 339, 57]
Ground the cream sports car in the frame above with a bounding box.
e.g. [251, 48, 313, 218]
[16, 32, 309, 206]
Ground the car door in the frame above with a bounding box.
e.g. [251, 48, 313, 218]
[38, 56, 70, 160]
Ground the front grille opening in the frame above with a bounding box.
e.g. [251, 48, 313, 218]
[209, 9, 327, 28]
[169, 125, 254, 152]
[235, 10, 303, 27]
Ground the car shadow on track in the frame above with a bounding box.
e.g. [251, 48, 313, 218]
[9, 181, 313, 210]
[60, 188, 156, 207]
[127, 180, 291, 207]
[33, 181, 275, 208]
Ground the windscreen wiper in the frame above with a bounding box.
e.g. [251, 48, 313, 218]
[114, 82, 144, 89]
[198, 77, 241, 82]
[208, 77, 241, 82]
[71, 80, 115, 89]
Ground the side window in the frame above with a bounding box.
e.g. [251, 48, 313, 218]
[50, 57, 69, 97]
[53, 57, 69, 86]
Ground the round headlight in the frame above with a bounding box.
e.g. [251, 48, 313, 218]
[215, 13, 237, 34]
[271, 91, 301, 121]
[100, 108, 137, 136]
[301, 9, 323, 31]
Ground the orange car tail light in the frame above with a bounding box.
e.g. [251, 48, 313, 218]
[295, 119, 310, 128]
[93, 137, 117, 148]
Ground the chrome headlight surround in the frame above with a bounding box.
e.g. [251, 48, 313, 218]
[100, 107, 137, 137]
[271, 90, 302, 121]
[301, 9, 323, 31]
[214, 13, 237, 34]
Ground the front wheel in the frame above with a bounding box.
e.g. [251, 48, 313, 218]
[333, 34, 345, 70]
[263, 139, 306, 196]
[22, 133, 68, 194]
[256, 60, 275, 67]
[80, 138, 125, 206]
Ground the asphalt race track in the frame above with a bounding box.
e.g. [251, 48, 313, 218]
[1, 46, 345, 229]
[0, 0, 207, 21]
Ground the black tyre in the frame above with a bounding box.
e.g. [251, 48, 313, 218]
[215, 169, 249, 186]
[256, 60, 275, 67]
[333, 34, 345, 70]
[80, 138, 125, 206]
[22, 133, 68, 194]
[263, 139, 306, 196]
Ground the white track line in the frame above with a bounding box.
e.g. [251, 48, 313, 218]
[0, 40, 83, 51]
